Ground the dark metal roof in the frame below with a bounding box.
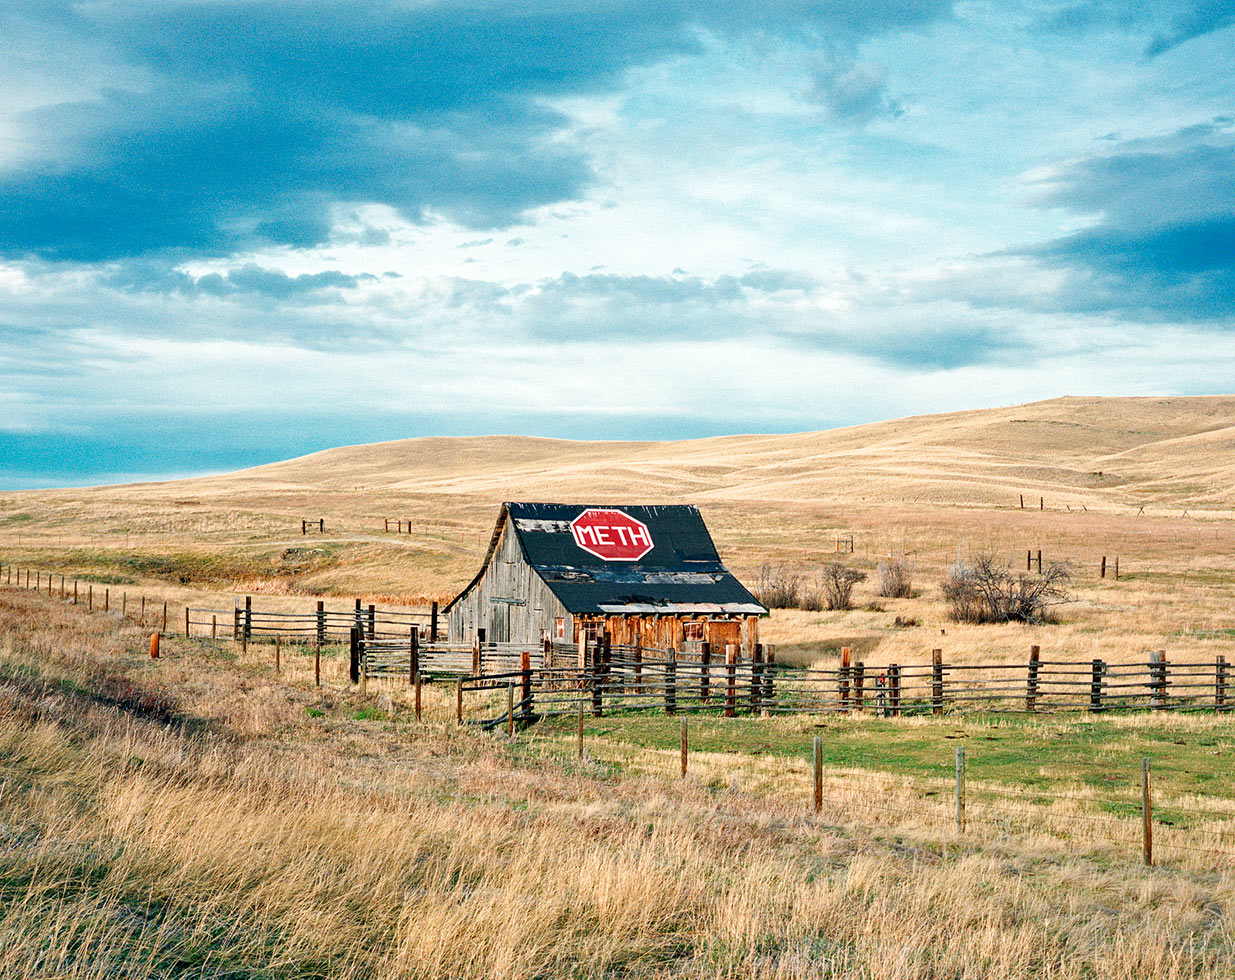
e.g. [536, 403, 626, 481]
[447, 502, 766, 616]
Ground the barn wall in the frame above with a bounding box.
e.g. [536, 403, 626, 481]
[573, 614, 759, 654]
[447, 523, 570, 644]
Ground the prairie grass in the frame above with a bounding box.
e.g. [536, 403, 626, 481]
[1, 588, 1234, 978]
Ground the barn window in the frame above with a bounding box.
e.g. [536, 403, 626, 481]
[684, 621, 705, 641]
[554, 617, 565, 639]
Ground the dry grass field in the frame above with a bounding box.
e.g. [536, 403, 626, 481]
[2, 395, 1235, 976]
[2, 588, 1233, 979]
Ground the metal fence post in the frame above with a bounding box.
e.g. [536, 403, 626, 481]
[1142, 758, 1153, 866]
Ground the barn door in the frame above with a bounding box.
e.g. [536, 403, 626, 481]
[489, 602, 510, 643]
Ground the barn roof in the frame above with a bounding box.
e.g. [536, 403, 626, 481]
[445, 502, 767, 616]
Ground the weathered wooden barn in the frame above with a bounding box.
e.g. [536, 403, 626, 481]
[444, 502, 767, 651]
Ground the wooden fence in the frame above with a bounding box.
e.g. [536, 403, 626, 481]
[442, 640, 1232, 728]
[186, 596, 440, 644]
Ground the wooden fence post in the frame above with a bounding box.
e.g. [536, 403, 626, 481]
[763, 644, 776, 707]
[577, 700, 584, 760]
[724, 645, 736, 718]
[592, 639, 604, 718]
[244, 596, 252, 642]
[1100, 556, 1107, 579]
[601, 632, 611, 713]
[104, 588, 109, 613]
[212, 615, 217, 647]
[634, 634, 643, 694]
[73, 580, 78, 604]
[233, 605, 240, 641]
[88, 584, 92, 611]
[932, 649, 944, 716]
[1027, 550, 1032, 572]
[410, 627, 419, 687]
[888, 663, 901, 717]
[854, 661, 865, 713]
[1090, 659, 1104, 712]
[521, 650, 532, 719]
[699, 641, 710, 703]
[955, 745, 966, 833]
[367, 604, 375, 641]
[316, 600, 325, 647]
[1142, 758, 1153, 866]
[1036, 549, 1043, 573]
[349, 627, 360, 683]
[1150, 650, 1167, 709]
[414, 669, 422, 721]
[140, 594, 145, 622]
[839, 646, 851, 712]
[275, 635, 281, 672]
[1217, 655, 1228, 712]
[184, 605, 189, 636]
[506, 684, 515, 738]
[318, 518, 324, 534]
[315, 637, 321, 688]
[430, 601, 439, 643]
[1114, 556, 1119, 580]
[751, 643, 763, 713]
[456, 680, 463, 725]
[813, 736, 822, 813]
[1027, 645, 1040, 711]
[162, 602, 167, 634]
[665, 648, 677, 716]
[680, 717, 688, 778]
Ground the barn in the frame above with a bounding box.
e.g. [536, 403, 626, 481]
[444, 502, 767, 652]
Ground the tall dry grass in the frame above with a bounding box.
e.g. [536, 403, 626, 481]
[1, 589, 1233, 978]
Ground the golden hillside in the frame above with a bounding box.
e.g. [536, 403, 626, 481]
[183, 394, 1235, 512]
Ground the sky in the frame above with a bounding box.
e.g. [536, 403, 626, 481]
[1, 0, 1233, 488]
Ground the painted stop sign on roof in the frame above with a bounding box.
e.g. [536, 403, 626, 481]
[569, 508, 654, 561]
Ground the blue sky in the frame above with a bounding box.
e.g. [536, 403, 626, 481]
[1, 1, 1233, 487]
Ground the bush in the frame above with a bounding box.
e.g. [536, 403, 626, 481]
[819, 563, 867, 611]
[876, 559, 913, 598]
[754, 564, 801, 609]
[941, 554, 1071, 624]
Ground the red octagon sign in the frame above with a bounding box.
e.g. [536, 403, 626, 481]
[569, 508, 654, 562]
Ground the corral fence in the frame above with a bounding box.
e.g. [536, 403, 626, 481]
[185, 595, 442, 645]
[441, 638, 1231, 730]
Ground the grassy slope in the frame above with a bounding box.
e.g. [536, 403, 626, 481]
[1, 394, 1233, 666]
[2, 588, 1233, 978]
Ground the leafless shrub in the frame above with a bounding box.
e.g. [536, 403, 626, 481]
[753, 564, 801, 609]
[876, 559, 913, 598]
[819, 563, 867, 611]
[941, 554, 1071, 624]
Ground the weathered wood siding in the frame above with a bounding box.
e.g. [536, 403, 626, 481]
[447, 522, 571, 644]
[575, 613, 759, 654]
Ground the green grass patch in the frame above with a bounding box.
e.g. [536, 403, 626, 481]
[536, 709, 1235, 808]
